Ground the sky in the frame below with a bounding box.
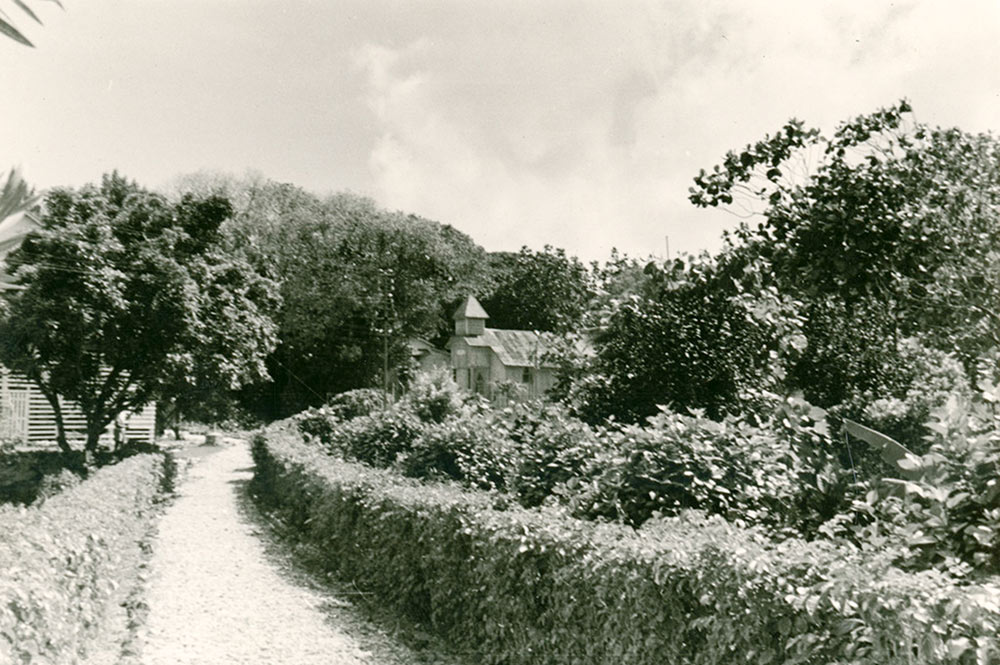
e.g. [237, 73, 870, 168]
[2, 1, 999, 262]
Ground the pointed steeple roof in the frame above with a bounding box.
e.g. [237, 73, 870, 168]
[453, 294, 489, 321]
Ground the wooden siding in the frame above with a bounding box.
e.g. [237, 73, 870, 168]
[0, 369, 155, 444]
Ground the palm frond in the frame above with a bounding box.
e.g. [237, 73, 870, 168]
[0, 0, 67, 48]
[0, 11, 33, 46]
[0, 168, 38, 221]
[12, 0, 42, 25]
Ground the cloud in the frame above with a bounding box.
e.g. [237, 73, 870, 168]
[354, 1, 1000, 262]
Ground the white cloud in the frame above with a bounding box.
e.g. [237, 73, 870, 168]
[352, 1, 1000, 262]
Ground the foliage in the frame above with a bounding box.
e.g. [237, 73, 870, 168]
[563, 400, 841, 530]
[328, 404, 426, 469]
[399, 368, 464, 424]
[692, 100, 1000, 372]
[295, 405, 340, 446]
[843, 386, 1000, 577]
[498, 401, 604, 508]
[31, 467, 82, 504]
[0, 453, 171, 664]
[792, 296, 971, 453]
[308, 383, 848, 535]
[399, 410, 515, 491]
[859, 339, 971, 452]
[0, 0, 59, 48]
[574, 255, 803, 424]
[0, 172, 279, 453]
[239, 191, 488, 417]
[0, 167, 37, 220]
[480, 245, 592, 333]
[295, 389, 388, 446]
[252, 428, 1000, 665]
[326, 388, 387, 421]
[0, 449, 74, 504]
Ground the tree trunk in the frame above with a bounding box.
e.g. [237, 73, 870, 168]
[40, 387, 72, 455]
[86, 422, 103, 455]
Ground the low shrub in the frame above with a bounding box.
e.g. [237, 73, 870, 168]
[499, 402, 605, 508]
[295, 405, 340, 446]
[399, 369, 465, 424]
[32, 467, 84, 504]
[0, 453, 172, 664]
[252, 429, 1000, 665]
[326, 388, 387, 421]
[399, 410, 516, 491]
[0, 449, 73, 504]
[843, 391, 1000, 577]
[331, 404, 426, 468]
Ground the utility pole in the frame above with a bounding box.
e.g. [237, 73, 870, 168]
[379, 265, 395, 407]
[665, 235, 670, 261]
[382, 324, 389, 405]
[379, 269, 390, 407]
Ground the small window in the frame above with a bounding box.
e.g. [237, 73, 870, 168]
[521, 367, 532, 384]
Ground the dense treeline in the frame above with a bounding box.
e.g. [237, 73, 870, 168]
[7, 100, 998, 459]
[569, 101, 1000, 453]
[163, 101, 1000, 450]
[166, 173, 599, 421]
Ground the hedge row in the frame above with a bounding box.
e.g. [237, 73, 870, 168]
[0, 453, 173, 663]
[253, 426, 1000, 665]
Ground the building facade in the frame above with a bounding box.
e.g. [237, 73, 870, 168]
[447, 295, 557, 400]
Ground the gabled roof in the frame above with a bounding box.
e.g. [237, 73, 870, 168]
[453, 294, 489, 320]
[455, 327, 557, 368]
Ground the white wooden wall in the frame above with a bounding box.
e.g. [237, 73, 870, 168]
[0, 368, 156, 444]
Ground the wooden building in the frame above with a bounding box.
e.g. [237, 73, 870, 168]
[447, 295, 558, 400]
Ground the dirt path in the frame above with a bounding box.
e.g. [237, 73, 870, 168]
[138, 441, 432, 665]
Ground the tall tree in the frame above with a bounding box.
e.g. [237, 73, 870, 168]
[259, 193, 488, 417]
[690, 100, 1000, 367]
[0, 173, 279, 453]
[680, 100, 1000, 444]
[575, 255, 803, 424]
[481, 245, 592, 332]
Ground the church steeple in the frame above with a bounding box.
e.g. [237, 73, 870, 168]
[453, 295, 489, 336]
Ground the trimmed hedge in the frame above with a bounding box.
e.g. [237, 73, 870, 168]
[0, 453, 172, 663]
[253, 427, 1000, 665]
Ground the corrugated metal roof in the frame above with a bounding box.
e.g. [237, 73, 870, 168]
[453, 295, 490, 320]
[461, 328, 557, 367]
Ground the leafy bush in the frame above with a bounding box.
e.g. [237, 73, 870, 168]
[330, 404, 426, 468]
[326, 388, 387, 421]
[564, 407, 812, 527]
[399, 409, 515, 491]
[295, 405, 340, 445]
[861, 339, 971, 452]
[252, 428, 1000, 665]
[845, 390, 1000, 577]
[315, 385, 848, 535]
[399, 369, 464, 424]
[498, 401, 604, 508]
[295, 389, 389, 446]
[0, 453, 171, 663]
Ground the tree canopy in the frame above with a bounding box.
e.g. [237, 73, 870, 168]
[0, 172, 278, 453]
[575, 101, 1000, 441]
[182, 179, 491, 418]
[480, 245, 591, 333]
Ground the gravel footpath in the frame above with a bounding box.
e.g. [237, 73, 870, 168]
[137, 442, 382, 665]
